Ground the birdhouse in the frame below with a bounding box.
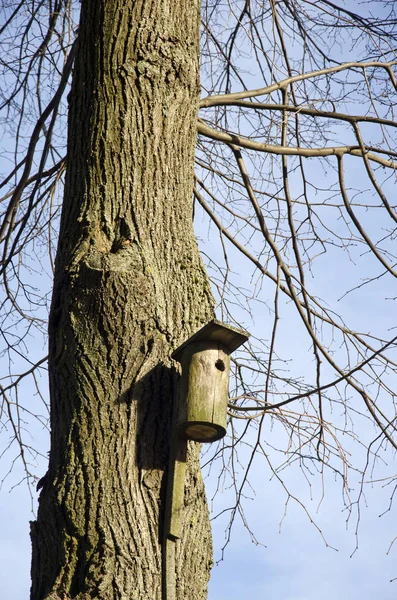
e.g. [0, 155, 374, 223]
[172, 320, 249, 443]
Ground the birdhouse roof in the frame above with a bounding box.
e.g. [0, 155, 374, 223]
[172, 319, 249, 361]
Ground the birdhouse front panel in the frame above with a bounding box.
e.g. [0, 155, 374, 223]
[177, 341, 230, 442]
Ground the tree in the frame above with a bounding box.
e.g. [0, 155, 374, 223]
[1, 0, 397, 598]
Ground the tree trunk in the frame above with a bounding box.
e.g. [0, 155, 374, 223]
[30, 1, 214, 598]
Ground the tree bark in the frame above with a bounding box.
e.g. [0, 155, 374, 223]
[31, 1, 214, 598]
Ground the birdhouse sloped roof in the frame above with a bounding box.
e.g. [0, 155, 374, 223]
[172, 319, 250, 362]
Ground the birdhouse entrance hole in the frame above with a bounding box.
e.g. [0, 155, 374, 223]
[215, 358, 226, 371]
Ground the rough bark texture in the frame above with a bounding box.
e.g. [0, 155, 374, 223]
[31, 1, 214, 598]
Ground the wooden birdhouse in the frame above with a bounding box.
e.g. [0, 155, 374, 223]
[172, 320, 250, 443]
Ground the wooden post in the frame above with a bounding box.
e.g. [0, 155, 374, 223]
[163, 320, 249, 599]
